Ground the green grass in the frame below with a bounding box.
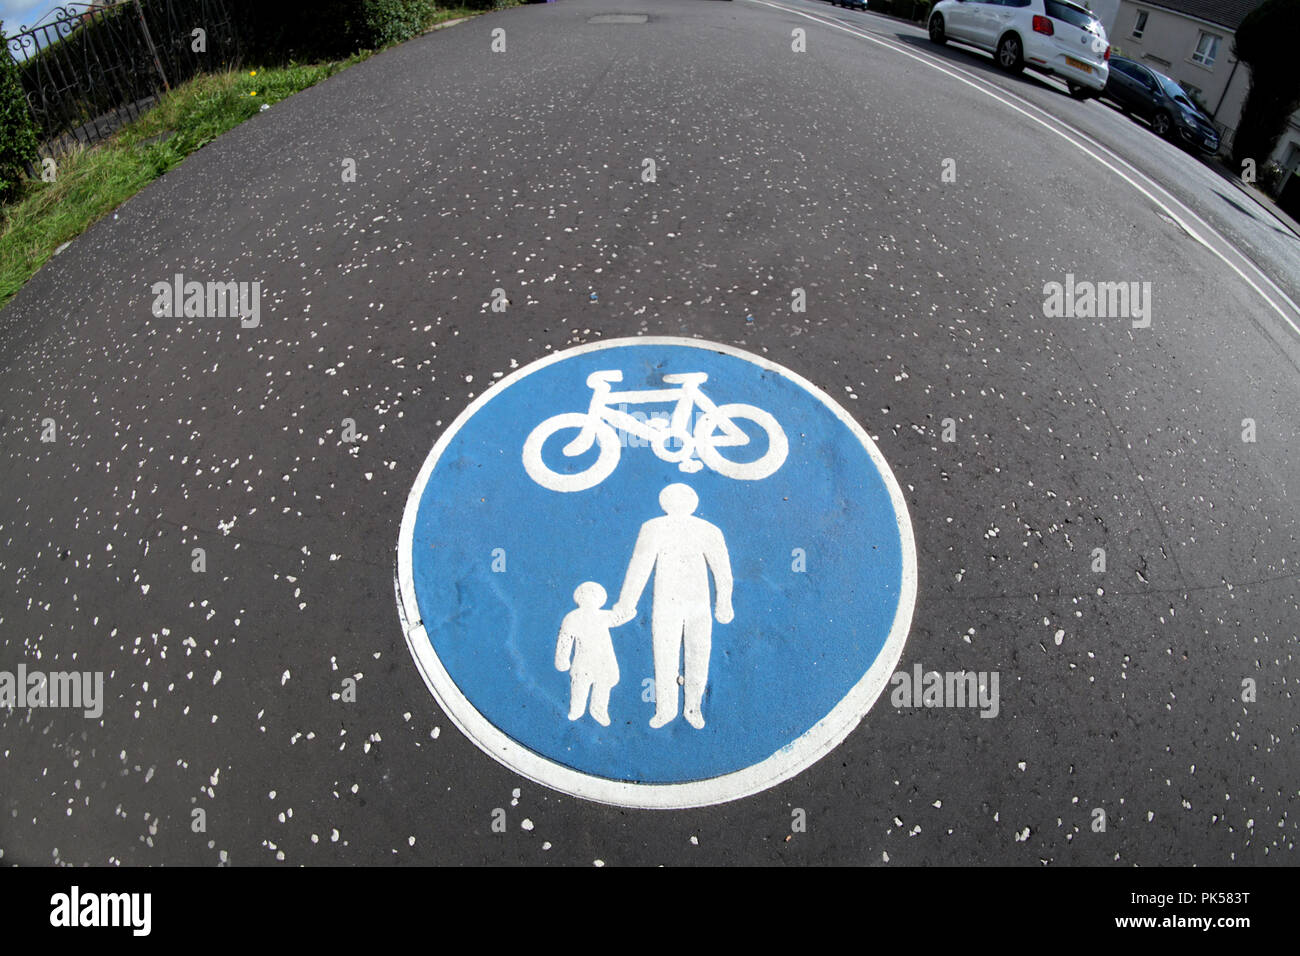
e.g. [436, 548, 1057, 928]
[0, 5, 489, 308]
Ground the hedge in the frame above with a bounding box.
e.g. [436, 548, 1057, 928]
[869, 0, 932, 21]
[0, 20, 39, 203]
[228, 0, 497, 64]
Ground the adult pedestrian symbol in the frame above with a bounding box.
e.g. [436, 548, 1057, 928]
[396, 338, 917, 808]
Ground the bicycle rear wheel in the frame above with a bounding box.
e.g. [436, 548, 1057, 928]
[522, 414, 621, 492]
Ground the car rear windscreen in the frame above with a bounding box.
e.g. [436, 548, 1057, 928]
[1157, 75, 1190, 100]
[1044, 0, 1100, 30]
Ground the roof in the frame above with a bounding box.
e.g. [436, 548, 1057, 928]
[1134, 0, 1264, 30]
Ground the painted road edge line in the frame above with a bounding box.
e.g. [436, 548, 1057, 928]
[744, 0, 1300, 341]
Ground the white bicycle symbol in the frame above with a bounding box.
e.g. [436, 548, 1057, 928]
[522, 370, 789, 492]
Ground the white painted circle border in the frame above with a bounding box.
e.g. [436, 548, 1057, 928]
[395, 337, 918, 809]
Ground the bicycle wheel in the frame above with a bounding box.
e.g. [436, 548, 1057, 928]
[694, 404, 789, 480]
[522, 413, 621, 492]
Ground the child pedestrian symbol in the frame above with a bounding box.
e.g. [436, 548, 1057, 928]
[555, 582, 634, 726]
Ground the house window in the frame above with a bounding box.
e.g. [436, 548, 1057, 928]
[1133, 10, 1148, 37]
[1192, 32, 1221, 66]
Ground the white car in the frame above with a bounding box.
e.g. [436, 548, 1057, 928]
[928, 0, 1110, 98]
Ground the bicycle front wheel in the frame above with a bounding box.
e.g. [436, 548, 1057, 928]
[694, 404, 789, 481]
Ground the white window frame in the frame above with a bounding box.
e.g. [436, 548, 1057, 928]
[1132, 10, 1148, 38]
[1191, 31, 1221, 67]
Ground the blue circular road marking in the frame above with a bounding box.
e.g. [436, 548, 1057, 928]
[396, 338, 916, 808]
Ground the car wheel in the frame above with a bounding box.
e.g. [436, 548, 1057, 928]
[1152, 111, 1172, 138]
[997, 34, 1024, 73]
[929, 14, 947, 44]
[1067, 82, 1095, 100]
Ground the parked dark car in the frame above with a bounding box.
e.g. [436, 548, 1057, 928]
[1102, 56, 1220, 154]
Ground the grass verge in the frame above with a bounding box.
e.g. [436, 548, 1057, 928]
[0, 5, 489, 309]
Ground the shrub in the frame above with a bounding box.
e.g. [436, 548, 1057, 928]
[872, 0, 931, 21]
[228, 0, 454, 63]
[1258, 160, 1286, 196]
[0, 23, 39, 203]
[1231, 0, 1300, 169]
[360, 0, 438, 48]
[227, 0, 356, 62]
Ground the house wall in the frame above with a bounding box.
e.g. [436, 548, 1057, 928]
[1087, 0, 1122, 34]
[1106, 2, 1247, 131]
[1097, 2, 1300, 196]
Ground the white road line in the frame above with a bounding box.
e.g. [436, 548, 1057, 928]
[744, 0, 1300, 340]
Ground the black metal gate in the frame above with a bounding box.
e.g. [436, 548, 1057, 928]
[4, 0, 239, 155]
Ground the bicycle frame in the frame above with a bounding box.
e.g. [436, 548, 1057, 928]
[564, 372, 747, 457]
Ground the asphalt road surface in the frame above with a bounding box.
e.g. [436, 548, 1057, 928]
[0, 0, 1296, 866]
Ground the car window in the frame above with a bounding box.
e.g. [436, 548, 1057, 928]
[1112, 61, 1145, 82]
[1043, 0, 1101, 30]
[1156, 74, 1189, 100]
